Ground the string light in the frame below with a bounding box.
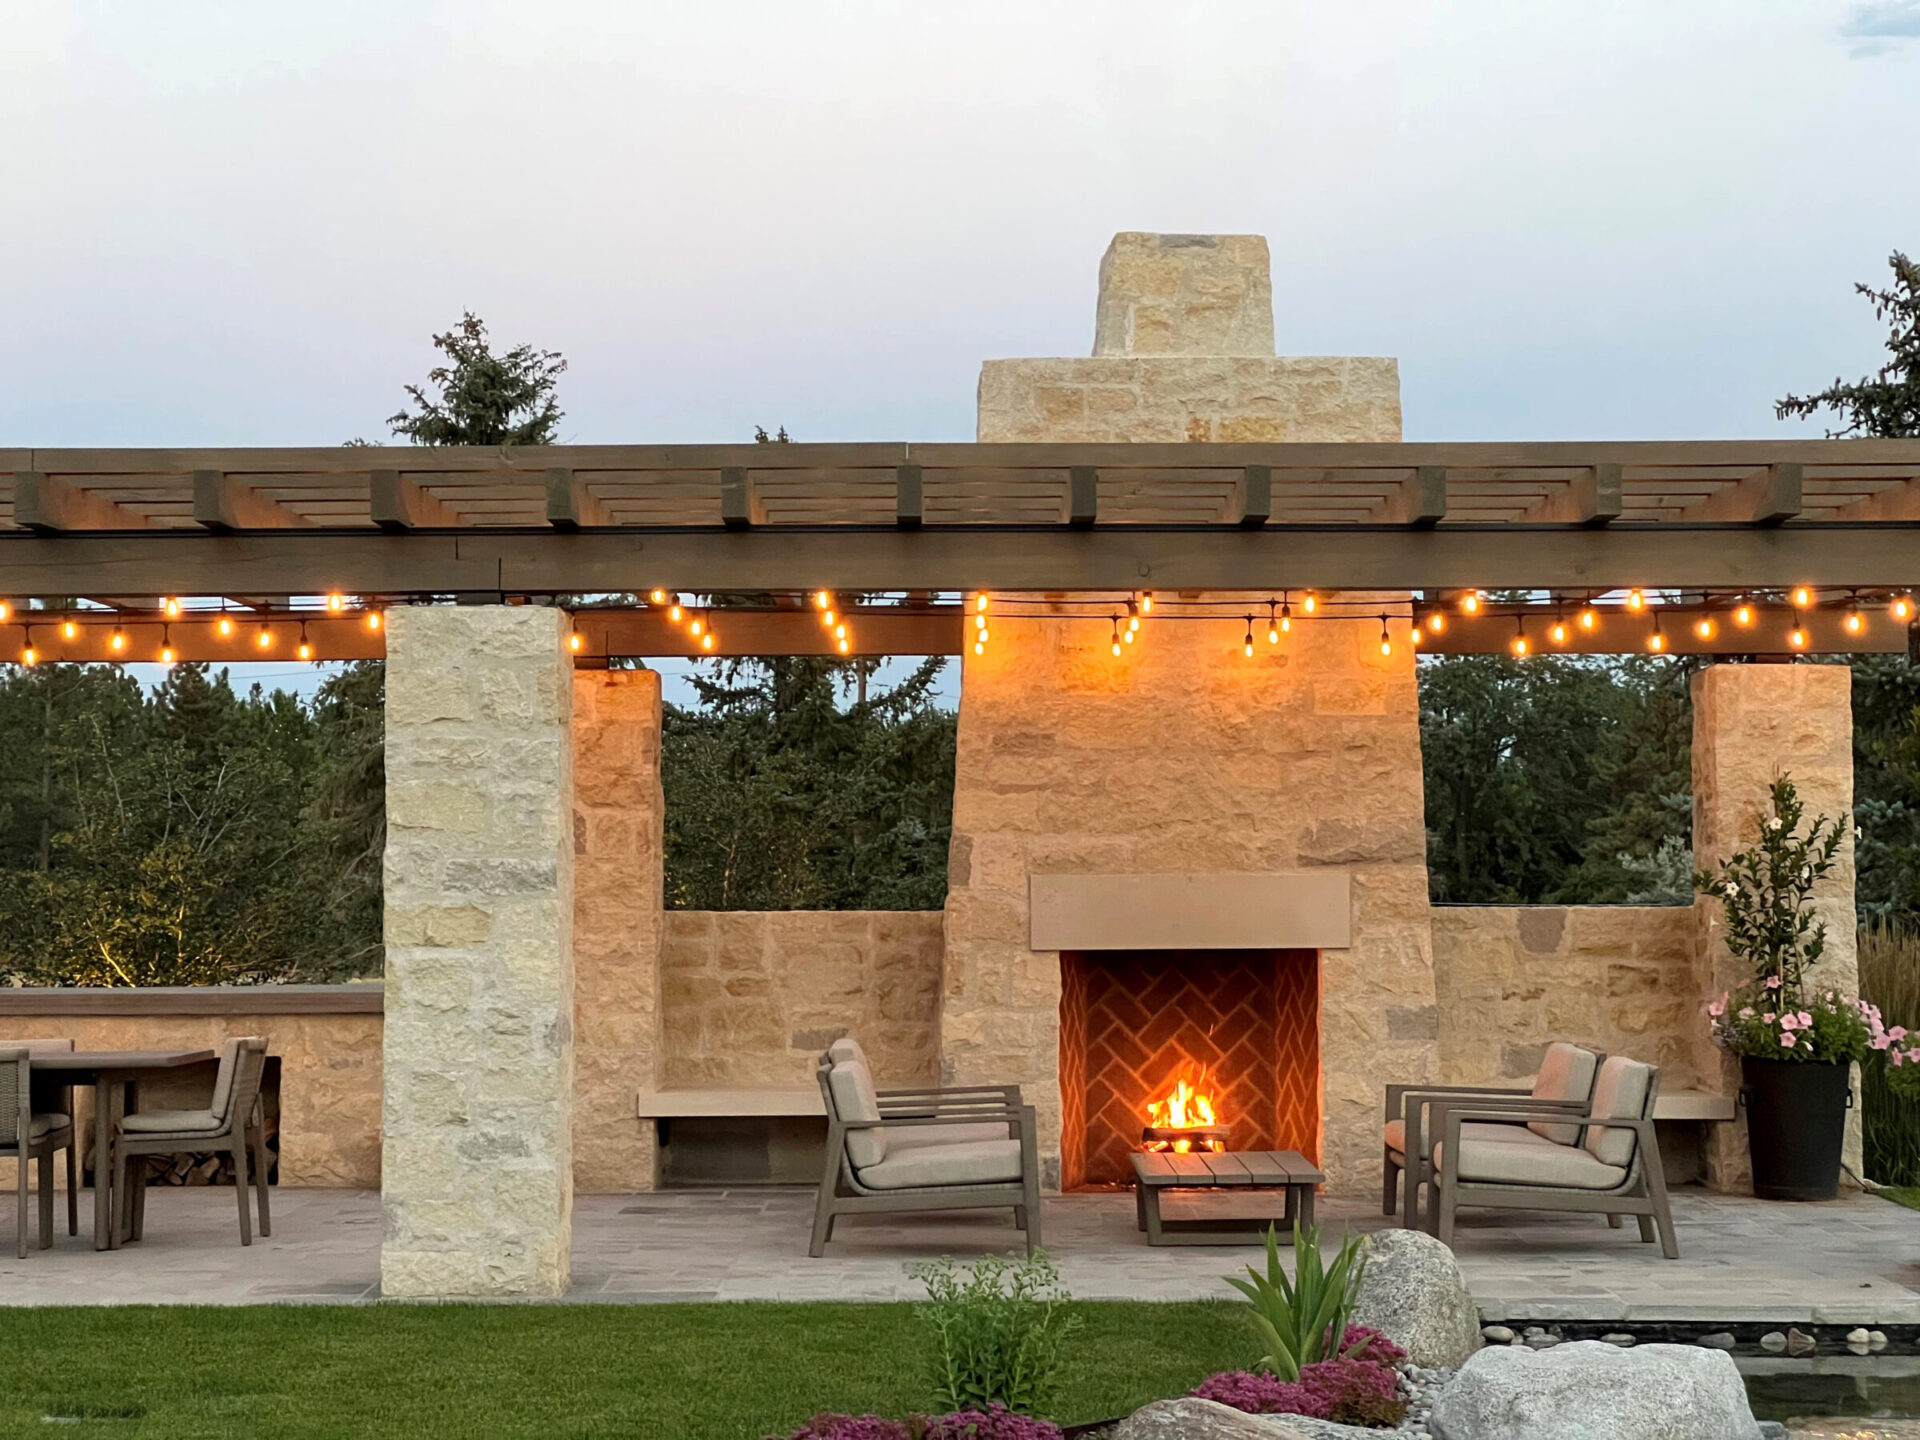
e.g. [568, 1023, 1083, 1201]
[1792, 586, 1814, 609]
[1266, 601, 1280, 645]
[325, 593, 343, 614]
[62, 618, 79, 641]
[689, 613, 705, 638]
[1646, 618, 1666, 653]
[297, 623, 312, 661]
[1459, 590, 1480, 616]
[1137, 591, 1151, 615]
[1510, 619, 1530, 658]
[1577, 602, 1598, 632]
[1243, 616, 1255, 659]
[1424, 608, 1445, 635]
[700, 627, 716, 652]
[163, 597, 181, 619]
[834, 622, 847, 641]
[160, 627, 176, 666]
[1894, 594, 1916, 622]
[668, 601, 684, 623]
[256, 622, 273, 650]
[649, 588, 668, 605]
[822, 607, 836, 627]
[1734, 600, 1755, 627]
[1549, 608, 1569, 646]
[568, 629, 586, 653]
[1789, 611, 1808, 649]
[1844, 596, 1865, 636]
[216, 612, 234, 639]
[109, 626, 127, 654]
[1279, 596, 1293, 633]
[1302, 591, 1318, 616]
[977, 625, 989, 644]
[366, 609, 383, 632]
[837, 636, 850, 654]
[20, 631, 37, 666]
[1694, 613, 1716, 641]
[1378, 614, 1393, 658]
[0, 601, 9, 622]
[815, 590, 832, 611]
[1112, 615, 1123, 658]
[1410, 625, 1423, 647]
[1627, 589, 1646, 614]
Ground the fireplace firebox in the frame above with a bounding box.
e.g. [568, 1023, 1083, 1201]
[1058, 948, 1319, 1190]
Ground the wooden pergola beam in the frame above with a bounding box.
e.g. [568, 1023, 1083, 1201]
[193, 470, 310, 532]
[1375, 465, 1448, 526]
[369, 470, 456, 531]
[11, 472, 149, 533]
[544, 468, 607, 530]
[1678, 463, 1803, 524]
[1518, 464, 1622, 525]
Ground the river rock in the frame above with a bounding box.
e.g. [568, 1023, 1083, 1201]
[1349, 1227, 1482, 1369]
[1786, 1327, 1816, 1357]
[1111, 1398, 1316, 1439]
[1428, 1339, 1764, 1439]
[1696, 1332, 1737, 1351]
[1759, 1331, 1787, 1353]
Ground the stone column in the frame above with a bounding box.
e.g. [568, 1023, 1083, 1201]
[381, 605, 575, 1299]
[1691, 662, 1860, 1191]
[571, 668, 665, 1193]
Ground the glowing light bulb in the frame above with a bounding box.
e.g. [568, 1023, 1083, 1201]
[161, 642, 176, 666]
[977, 627, 989, 644]
[668, 603, 684, 623]
[1627, 589, 1645, 614]
[1647, 629, 1666, 653]
[700, 631, 715, 652]
[822, 609, 836, 627]
[256, 624, 272, 650]
[1303, 591, 1318, 616]
[21, 646, 36, 666]
[216, 615, 233, 638]
[1789, 624, 1808, 649]
[1845, 607, 1865, 635]
[1267, 621, 1280, 645]
[1243, 616, 1255, 659]
[1792, 586, 1813, 609]
[1425, 611, 1446, 634]
[1128, 615, 1140, 633]
[1511, 631, 1530, 658]
[973, 640, 985, 656]
[163, 597, 181, 618]
[366, 610, 382, 632]
[1894, 594, 1915, 622]
[838, 637, 850, 654]
[815, 590, 832, 610]
[1123, 627, 1135, 645]
[1280, 602, 1293, 633]
[834, 623, 847, 640]
[110, 627, 126, 653]
[650, 588, 668, 605]
[0, 601, 9, 622]
[1137, 592, 1152, 615]
[1379, 615, 1393, 657]
[62, 619, 79, 640]
[325, 593, 343, 614]
[1734, 602, 1755, 627]
[297, 637, 312, 661]
[1550, 619, 1569, 645]
[569, 631, 585, 653]
[1460, 591, 1481, 615]
[1695, 616, 1716, 641]
[975, 613, 987, 632]
[1578, 607, 1597, 631]
[689, 615, 705, 637]
[1411, 626, 1423, 646]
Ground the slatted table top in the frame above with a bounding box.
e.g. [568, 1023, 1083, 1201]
[1130, 1149, 1324, 1189]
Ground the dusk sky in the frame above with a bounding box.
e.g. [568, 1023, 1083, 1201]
[5, 1, 1917, 453]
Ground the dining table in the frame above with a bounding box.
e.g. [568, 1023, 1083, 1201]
[29, 1049, 217, 1250]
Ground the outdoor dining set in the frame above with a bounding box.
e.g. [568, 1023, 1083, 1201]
[1, 1036, 273, 1259]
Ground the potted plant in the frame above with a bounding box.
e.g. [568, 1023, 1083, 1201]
[1699, 776, 1881, 1199]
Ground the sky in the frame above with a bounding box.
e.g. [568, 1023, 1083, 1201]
[3, 0, 1917, 452]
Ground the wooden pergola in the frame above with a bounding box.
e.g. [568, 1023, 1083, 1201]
[6, 439, 1920, 660]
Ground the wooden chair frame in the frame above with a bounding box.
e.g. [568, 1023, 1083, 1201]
[1427, 1069, 1678, 1260]
[809, 1063, 1041, 1258]
[1, 1049, 77, 1258]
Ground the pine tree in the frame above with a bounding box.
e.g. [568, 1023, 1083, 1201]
[388, 311, 567, 446]
[1777, 251, 1920, 438]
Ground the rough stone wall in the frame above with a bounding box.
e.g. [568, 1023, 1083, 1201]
[977, 357, 1401, 445]
[1690, 662, 1860, 1189]
[1431, 907, 1700, 1089]
[571, 669, 665, 1193]
[381, 604, 574, 1299]
[0, 1010, 381, 1188]
[1094, 233, 1276, 358]
[660, 910, 943, 1087]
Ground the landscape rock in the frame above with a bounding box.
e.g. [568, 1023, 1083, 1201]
[1111, 1397, 1315, 1439]
[1870, 1329, 1889, 1351]
[1349, 1228, 1483, 1370]
[1601, 1332, 1636, 1347]
[1696, 1333, 1737, 1351]
[1428, 1340, 1763, 1440]
[1845, 1327, 1871, 1354]
[1480, 1325, 1514, 1344]
[1786, 1327, 1817, 1357]
[1759, 1331, 1787, 1353]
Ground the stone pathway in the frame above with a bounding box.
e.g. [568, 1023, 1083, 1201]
[1, 1185, 1918, 1323]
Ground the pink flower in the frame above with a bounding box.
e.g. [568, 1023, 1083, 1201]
[1873, 1036, 1892, 1051]
[1893, 1026, 1909, 1042]
[1738, 1007, 1754, 1020]
[1761, 1014, 1776, 1024]
[1707, 996, 1727, 1019]
[1894, 1050, 1908, 1068]
[1780, 1033, 1797, 1048]
[1797, 1012, 1813, 1027]
[1763, 977, 1782, 990]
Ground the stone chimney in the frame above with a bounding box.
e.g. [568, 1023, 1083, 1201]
[1093, 233, 1275, 358]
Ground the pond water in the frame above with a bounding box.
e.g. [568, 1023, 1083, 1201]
[1742, 1358, 1920, 1422]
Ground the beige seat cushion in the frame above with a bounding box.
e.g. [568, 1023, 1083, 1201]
[854, 1138, 1024, 1190]
[828, 1058, 887, 1169]
[120, 1108, 224, 1136]
[886, 1121, 1011, 1149]
[827, 1038, 869, 1068]
[1385, 1117, 1532, 1158]
[1436, 1132, 1628, 1190]
[1583, 1056, 1654, 1169]
[1528, 1043, 1600, 1145]
[7, 1114, 70, 1142]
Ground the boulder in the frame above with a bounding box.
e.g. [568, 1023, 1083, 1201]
[1348, 1228, 1482, 1369]
[1111, 1398, 1314, 1439]
[1429, 1340, 1764, 1440]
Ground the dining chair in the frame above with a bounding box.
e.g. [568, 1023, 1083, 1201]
[1, 1048, 79, 1258]
[8, 1038, 79, 1240]
[111, 1036, 272, 1247]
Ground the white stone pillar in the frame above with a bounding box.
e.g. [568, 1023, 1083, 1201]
[1691, 662, 1860, 1192]
[381, 605, 575, 1299]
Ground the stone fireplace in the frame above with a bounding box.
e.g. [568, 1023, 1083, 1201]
[1059, 949, 1319, 1190]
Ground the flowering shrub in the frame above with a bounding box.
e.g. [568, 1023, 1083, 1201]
[1706, 983, 1874, 1064]
[1191, 1353, 1405, 1427]
[775, 1410, 1063, 1440]
[1339, 1324, 1405, 1367]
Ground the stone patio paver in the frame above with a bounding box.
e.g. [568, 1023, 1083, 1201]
[2, 1185, 1917, 1323]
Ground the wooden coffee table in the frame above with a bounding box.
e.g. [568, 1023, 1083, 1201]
[1130, 1149, 1324, 1246]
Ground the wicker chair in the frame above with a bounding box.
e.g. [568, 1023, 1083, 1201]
[111, 1036, 271, 1248]
[1427, 1055, 1678, 1259]
[1, 1048, 78, 1257]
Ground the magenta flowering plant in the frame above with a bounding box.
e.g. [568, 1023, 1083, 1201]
[1706, 983, 1872, 1064]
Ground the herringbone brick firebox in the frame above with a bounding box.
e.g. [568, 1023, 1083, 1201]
[1057, 949, 1320, 1190]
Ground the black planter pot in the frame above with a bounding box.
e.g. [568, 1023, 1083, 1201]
[1741, 1056, 1852, 1201]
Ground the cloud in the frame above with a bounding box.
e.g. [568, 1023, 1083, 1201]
[1839, 0, 1920, 56]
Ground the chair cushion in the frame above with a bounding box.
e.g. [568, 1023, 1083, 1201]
[854, 1138, 1024, 1190]
[828, 1058, 887, 1169]
[8, 1113, 71, 1142]
[1583, 1056, 1653, 1169]
[1436, 1132, 1628, 1190]
[1385, 1117, 1533, 1158]
[210, 1038, 243, 1122]
[1528, 1043, 1600, 1145]
[886, 1121, 1011, 1149]
[827, 1037, 869, 1068]
[120, 1108, 225, 1136]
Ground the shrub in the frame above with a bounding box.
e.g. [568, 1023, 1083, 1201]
[774, 1410, 1062, 1440]
[1221, 1222, 1368, 1381]
[910, 1252, 1081, 1416]
[1339, 1325, 1405, 1367]
[1862, 924, 1920, 1184]
[1190, 1355, 1404, 1427]
[778, 1417, 909, 1440]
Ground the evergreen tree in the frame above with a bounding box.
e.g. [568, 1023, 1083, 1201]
[387, 311, 567, 446]
[1777, 251, 1920, 438]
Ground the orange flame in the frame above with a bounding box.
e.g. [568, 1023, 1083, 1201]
[1145, 1063, 1220, 1151]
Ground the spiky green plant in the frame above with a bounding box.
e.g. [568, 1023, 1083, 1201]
[1222, 1223, 1368, 1382]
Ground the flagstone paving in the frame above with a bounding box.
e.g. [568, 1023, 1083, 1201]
[2, 1185, 1918, 1324]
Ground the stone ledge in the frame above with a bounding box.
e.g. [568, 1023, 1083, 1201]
[0, 985, 384, 1016]
[637, 1087, 823, 1118]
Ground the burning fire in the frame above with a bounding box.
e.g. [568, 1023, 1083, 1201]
[1145, 1064, 1221, 1152]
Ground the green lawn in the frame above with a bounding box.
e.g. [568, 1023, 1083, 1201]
[1877, 1185, 1920, 1211]
[0, 1302, 1251, 1440]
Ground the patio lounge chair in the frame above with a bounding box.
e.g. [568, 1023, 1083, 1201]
[810, 1042, 1040, 1258]
[1427, 1054, 1678, 1259]
[111, 1036, 272, 1248]
[1383, 1041, 1600, 1227]
[1, 1048, 79, 1258]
